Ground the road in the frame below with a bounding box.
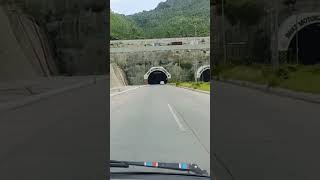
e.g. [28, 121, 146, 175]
[110, 85, 210, 173]
[0, 81, 108, 180]
[213, 82, 320, 180]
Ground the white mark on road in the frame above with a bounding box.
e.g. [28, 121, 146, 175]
[168, 104, 186, 131]
[110, 86, 145, 97]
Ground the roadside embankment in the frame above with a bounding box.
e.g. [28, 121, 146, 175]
[110, 63, 128, 88]
[0, 5, 58, 81]
[214, 64, 320, 103]
[169, 82, 210, 94]
[173, 82, 210, 92]
[214, 64, 320, 94]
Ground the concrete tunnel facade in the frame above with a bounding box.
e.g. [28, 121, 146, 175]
[144, 67, 171, 84]
[196, 65, 210, 82]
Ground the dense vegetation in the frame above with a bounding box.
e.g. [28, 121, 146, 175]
[110, 0, 210, 39]
[110, 11, 144, 40]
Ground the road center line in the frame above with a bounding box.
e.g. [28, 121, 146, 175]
[167, 104, 185, 131]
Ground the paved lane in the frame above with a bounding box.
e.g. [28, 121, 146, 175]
[213, 82, 320, 180]
[110, 85, 210, 172]
[0, 81, 107, 180]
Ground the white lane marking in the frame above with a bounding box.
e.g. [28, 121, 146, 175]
[110, 86, 145, 97]
[168, 104, 185, 131]
[110, 87, 123, 90]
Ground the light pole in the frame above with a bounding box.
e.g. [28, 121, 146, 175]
[221, 0, 227, 64]
[176, 51, 181, 83]
[275, 0, 279, 69]
[143, 52, 146, 74]
[289, 1, 299, 64]
[179, 53, 181, 82]
[295, 11, 299, 64]
[271, 0, 279, 71]
[195, 62, 198, 83]
[196, 50, 200, 82]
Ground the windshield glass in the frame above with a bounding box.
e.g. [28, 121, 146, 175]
[110, 0, 210, 176]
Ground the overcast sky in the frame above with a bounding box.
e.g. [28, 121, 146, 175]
[111, 0, 166, 15]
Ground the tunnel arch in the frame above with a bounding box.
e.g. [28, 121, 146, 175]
[278, 13, 320, 64]
[144, 66, 171, 84]
[196, 65, 210, 82]
[278, 13, 320, 51]
[287, 23, 320, 64]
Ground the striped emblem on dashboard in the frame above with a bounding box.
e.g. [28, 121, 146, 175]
[144, 161, 158, 167]
[179, 163, 189, 170]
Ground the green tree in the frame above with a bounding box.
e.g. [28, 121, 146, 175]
[110, 11, 144, 40]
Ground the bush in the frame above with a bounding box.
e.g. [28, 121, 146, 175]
[212, 64, 228, 77]
[286, 64, 299, 72]
[192, 82, 201, 89]
[243, 56, 254, 65]
[229, 57, 244, 65]
[267, 75, 280, 87]
[276, 68, 289, 80]
[311, 64, 320, 74]
[260, 67, 272, 81]
[180, 62, 193, 70]
[212, 65, 219, 76]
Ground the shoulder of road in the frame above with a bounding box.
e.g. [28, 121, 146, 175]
[110, 85, 146, 97]
[217, 78, 320, 104]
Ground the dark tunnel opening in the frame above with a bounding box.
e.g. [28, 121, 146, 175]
[148, 71, 168, 85]
[288, 23, 320, 65]
[200, 69, 210, 82]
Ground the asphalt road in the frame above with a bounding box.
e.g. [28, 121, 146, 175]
[213, 81, 320, 180]
[0, 81, 108, 180]
[110, 85, 210, 173]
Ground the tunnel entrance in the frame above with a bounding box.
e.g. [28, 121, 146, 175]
[200, 69, 210, 82]
[148, 71, 168, 84]
[288, 23, 320, 64]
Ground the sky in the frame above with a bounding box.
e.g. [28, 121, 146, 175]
[111, 0, 166, 15]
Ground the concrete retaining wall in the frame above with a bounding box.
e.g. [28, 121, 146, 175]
[110, 37, 210, 85]
[0, 5, 58, 81]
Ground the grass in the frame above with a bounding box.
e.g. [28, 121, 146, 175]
[175, 82, 210, 92]
[216, 64, 320, 94]
[218, 65, 269, 85]
[279, 65, 320, 94]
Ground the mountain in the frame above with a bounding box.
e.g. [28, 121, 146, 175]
[110, 0, 210, 40]
[110, 11, 144, 40]
[128, 0, 210, 39]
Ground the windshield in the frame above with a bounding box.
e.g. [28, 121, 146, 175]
[110, 0, 210, 176]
